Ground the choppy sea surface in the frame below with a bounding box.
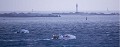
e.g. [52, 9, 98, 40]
[0, 15, 119, 47]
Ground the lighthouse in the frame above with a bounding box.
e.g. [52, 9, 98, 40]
[76, 4, 78, 13]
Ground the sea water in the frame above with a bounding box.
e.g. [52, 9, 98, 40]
[0, 15, 119, 47]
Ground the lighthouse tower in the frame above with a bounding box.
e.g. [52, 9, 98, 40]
[76, 4, 78, 13]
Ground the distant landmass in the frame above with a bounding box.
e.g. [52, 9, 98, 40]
[0, 12, 60, 17]
[0, 11, 119, 17]
[52, 12, 119, 15]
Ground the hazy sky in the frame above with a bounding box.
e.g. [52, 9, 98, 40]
[0, 0, 119, 12]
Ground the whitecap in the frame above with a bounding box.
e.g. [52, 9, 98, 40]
[15, 29, 29, 33]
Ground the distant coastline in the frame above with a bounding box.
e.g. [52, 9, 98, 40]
[0, 11, 119, 17]
[52, 12, 119, 15]
[0, 12, 61, 17]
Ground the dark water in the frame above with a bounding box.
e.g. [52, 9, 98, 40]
[0, 15, 119, 47]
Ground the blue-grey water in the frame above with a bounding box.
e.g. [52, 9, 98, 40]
[0, 15, 119, 47]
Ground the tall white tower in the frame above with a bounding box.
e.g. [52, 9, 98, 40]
[76, 4, 78, 13]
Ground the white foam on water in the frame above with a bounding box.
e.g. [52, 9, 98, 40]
[62, 34, 76, 40]
[14, 29, 29, 33]
[0, 38, 51, 42]
[21, 29, 29, 33]
[42, 39, 51, 40]
[52, 34, 76, 40]
[0, 40, 20, 41]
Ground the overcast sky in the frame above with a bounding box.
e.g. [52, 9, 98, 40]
[0, 0, 119, 12]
